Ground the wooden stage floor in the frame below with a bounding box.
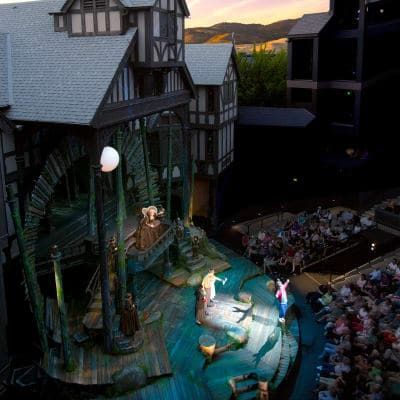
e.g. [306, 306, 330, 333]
[42, 319, 171, 385]
[120, 243, 299, 399]
[43, 243, 299, 399]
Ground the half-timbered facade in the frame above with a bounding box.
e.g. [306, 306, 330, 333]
[0, 0, 193, 371]
[185, 43, 238, 223]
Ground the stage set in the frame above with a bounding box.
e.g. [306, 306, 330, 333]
[40, 217, 300, 399]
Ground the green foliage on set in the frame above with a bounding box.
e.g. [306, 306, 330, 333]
[237, 49, 288, 107]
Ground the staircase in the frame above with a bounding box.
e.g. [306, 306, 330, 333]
[126, 224, 175, 273]
[178, 238, 207, 272]
[122, 130, 161, 207]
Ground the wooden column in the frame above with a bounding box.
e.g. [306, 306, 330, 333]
[6, 185, 48, 355]
[92, 131, 113, 353]
[140, 118, 154, 205]
[51, 245, 75, 371]
[88, 166, 96, 236]
[166, 117, 173, 219]
[189, 158, 195, 223]
[180, 123, 191, 227]
[115, 129, 127, 312]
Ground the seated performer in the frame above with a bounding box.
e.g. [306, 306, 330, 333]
[135, 206, 166, 250]
[202, 268, 227, 306]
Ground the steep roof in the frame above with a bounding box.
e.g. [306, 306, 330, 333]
[238, 106, 315, 128]
[185, 43, 234, 86]
[288, 12, 332, 37]
[0, 0, 137, 125]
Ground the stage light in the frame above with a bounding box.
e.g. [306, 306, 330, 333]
[371, 242, 376, 252]
[100, 146, 120, 172]
[292, 177, 298, 183]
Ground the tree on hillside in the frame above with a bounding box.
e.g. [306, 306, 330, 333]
[237, 49, 287, 107]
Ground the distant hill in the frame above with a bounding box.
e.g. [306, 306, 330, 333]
[185, 20, 298, 45]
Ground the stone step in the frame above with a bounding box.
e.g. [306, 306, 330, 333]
[186, 257, 207, 272]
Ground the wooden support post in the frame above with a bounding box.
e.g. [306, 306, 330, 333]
[140, 118, 154, 205]
[88, 166, 96, 236]
[93, 163, 114, 353]
[189, 158, 195, 224]
[50, 245, 75, 371]
[163, 247, 172, 277]
[65, 172, 72, 208]
[180, 124, 191, 228]
[6, 185, 48, 355]
[166, 118, 173, 220]
[115, 130, 127, 313]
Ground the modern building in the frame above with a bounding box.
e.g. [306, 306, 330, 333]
[287, 0, 400, 145]
[185, 43, 238, 224]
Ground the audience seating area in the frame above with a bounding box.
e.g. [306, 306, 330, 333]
[307, 252, 400, 400]
[243, 207, 375, 277]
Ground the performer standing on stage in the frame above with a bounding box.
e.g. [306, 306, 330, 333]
[195, 285, 208, 325]
[275, 279, 290, 323]
[202, 268, 227, 306]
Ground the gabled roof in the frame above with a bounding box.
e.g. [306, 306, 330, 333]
[238, 106, 315, 128]
[58, 0, 190, 16]
[0, 33, 12, 108]
[0, 0, 137, 125]
[185, 43, 235, 86]
[288, 12, 332, 37]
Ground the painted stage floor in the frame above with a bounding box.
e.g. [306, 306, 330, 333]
[116, 243, 299, 400]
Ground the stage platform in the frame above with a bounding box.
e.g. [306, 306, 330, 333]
[126, 244, 300, 399]
[42, 242, 300, 399]
[42, 319, 171, 385]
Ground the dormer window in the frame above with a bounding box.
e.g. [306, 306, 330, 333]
[83, 0, 106, 11]
[54, 13, 67, 32]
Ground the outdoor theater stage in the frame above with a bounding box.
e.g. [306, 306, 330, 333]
[42, 245, 300, 399]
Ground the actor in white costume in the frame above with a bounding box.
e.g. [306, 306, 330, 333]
[202, 268, 227, 306]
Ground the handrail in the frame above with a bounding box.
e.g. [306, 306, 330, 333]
[127, 223, 174, 260]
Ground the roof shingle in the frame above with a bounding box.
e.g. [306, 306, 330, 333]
[288, 12, 332, 37]
[0, 0, 136, 125]
[238, 106, 315, 128]
[185, 43, 233, 86]
[0, 33, 11, 108]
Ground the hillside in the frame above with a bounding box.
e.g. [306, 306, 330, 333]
[185, 19, 298, 45]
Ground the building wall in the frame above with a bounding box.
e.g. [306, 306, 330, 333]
[0, 122, 9, 384]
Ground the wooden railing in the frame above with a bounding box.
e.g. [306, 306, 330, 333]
[126, 223, 175, 272]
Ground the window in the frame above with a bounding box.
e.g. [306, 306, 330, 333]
[207, 88, 215, 112]
[83, 0, 106, 11]
[224, 81, 234, 103]
[160, 12, 169, 38]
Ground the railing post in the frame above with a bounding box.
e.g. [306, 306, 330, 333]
[51, 245, 75, 372]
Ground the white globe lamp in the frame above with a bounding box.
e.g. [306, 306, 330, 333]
[100, 146, 120, 173]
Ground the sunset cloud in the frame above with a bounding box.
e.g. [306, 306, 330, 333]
[186, 0, 329, 28]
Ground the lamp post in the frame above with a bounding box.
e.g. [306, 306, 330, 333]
[94, 144, 120, 353]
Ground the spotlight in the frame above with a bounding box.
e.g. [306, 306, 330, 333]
[370, 242, 376, 252]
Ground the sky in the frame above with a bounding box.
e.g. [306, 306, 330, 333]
[186, 0, 330, 28]
[0, 0, 330, 28]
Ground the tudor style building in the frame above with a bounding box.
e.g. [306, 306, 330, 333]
[287, 0, 400, 142]
[0, 0, 194, 378]
[185, 43, 238, 224]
